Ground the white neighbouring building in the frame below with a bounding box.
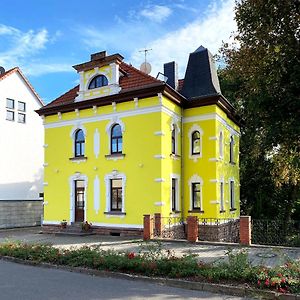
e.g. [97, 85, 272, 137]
[0, 67, 44, 201]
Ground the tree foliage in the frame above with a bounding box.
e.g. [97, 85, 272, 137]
[219, 0, 300, 219]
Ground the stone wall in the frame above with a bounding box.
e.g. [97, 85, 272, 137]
[0, 200, 43, 229]
[198, 219, 240, 242]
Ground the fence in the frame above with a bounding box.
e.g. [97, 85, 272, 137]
[144, 214, 300, 246]
[153, 215, 186, 239]
[198, 218, 240, 243]
[252, 219, 300, 247]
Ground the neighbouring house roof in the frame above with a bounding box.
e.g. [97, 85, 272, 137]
[0, 67, 44, 106]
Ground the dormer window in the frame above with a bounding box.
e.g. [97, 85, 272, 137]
[88, 75, 108, 89]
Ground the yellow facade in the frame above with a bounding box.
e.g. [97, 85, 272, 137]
[40, 50, 240, 232]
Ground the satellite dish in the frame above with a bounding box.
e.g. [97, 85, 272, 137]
[0, 66, 5, 75]
[140, 62, 152, 74]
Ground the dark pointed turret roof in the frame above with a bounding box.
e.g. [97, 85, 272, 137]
[181, 46, 221, 100]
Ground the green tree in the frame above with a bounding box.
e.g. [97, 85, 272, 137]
[219, 0, 300, 219]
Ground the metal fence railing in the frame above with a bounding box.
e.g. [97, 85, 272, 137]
[252, 219, 300, 247]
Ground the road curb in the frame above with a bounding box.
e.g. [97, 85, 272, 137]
[1, 256, 299, 299]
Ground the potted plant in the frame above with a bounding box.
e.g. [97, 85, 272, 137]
[60, 220, 67, 229]
[81, 221, 92, 232]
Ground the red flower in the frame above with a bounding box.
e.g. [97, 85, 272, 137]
[257, 280, 261, 286]
[279, 288, 286, 293]
[265, 278, 270, 286]
[127, 252, 135, 259]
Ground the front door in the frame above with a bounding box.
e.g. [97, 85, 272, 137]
[75, 180, 85, 222]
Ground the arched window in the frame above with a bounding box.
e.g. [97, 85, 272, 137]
[111, 124, 122, 154]
[75, 129, 85, 157]
[88, 75, 108, 89]
[191, 131, 201, 155]
[229, 135, 234, 163]
[171, 125, 176, 154]
[219, 131, 223, 158]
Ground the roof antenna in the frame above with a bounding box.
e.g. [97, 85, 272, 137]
[139, 48, 152, 74]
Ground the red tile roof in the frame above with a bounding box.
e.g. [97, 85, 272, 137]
[0, 67, 44, 105]
[43, 62, 161, 109]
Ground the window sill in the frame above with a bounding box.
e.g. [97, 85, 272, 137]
[105, 153, 126, 160]
[170, 210, 181, 214]
[69, 156, 87, 162]
[188, 210, 204, 213]
[104, 211, 126, 216]
[229, 161, 236, 165]
[170, 154, 181, 160]
[230, 208, 237, 212]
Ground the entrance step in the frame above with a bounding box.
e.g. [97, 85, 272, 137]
[55, 223, 95, 236]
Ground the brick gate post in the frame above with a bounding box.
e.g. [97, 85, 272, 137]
[143, 215, 153, 241]
[187, 216, 198, 242]
[240, 216, 251, 245]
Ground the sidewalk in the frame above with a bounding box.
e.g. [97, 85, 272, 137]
[0, 227, 299, 267]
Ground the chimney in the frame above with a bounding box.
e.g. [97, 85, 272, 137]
[163, 61, 178, 90]
[0, 66, 5, 75]
[91, 51, 107, 61]
[181, 46, 221, 99]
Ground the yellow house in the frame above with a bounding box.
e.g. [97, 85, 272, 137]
[37, 47, 240, 236]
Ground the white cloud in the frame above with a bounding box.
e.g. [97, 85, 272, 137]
[140, 5, 172, 23]
[24, 63, 72, 76]
[0, 24, 72, 77]
[130, 0, 236, 78]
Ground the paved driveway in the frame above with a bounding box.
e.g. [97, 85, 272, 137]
[0, 227, 300, 267]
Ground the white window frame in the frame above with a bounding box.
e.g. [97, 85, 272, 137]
[188, 174, 203, 211]
[220, 178, 225, 212]
[104, 171, 126, 214]
[70, 125, 87, 158]
[170, 174, 180, 212]
[229, 135, 235, 163]
[170, 120, 180, 155]
[105, 117, 125, 155]
[229, 178, 235, 210]
[188, 124, 203, 161]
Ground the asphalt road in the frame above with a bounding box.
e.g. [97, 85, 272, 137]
[0, 260, 252, 300]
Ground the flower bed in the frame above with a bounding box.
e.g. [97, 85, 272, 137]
[0, 242, 299, 294]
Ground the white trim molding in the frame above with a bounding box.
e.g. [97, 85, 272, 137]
[154, 154, 166, 159]
[154, 178, 165, 182]
[188, 124, 203, 161]
[92, 223, 143, 229]
[154, 131, 165, 136]
[154, 201, 165, 206]
[219, 130, 224, 159]
[188, 174, 203, 211]
[183, 113, 240, 136]
[94, 175, 100, 214]
[104, 171, 126, 213]
[94, 128, 100, 158]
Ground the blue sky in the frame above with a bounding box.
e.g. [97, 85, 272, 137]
[0, 0, 236, 103]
